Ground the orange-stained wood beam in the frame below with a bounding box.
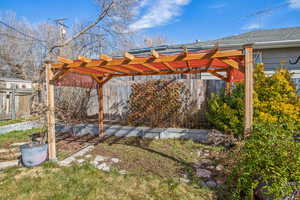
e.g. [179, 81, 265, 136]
[78, 56, 92, 63]
[142, 63, 160, 72]
[209, 71, 228, 81]
[101, 66, 131, 74]
[124, 52, 135, 61]
[57, 56, 74, 64]
[151, 49, 159, 59]
[120, 65, 145, 73]
[218, 58, 239, 69]
[163, 62, 175, 71]
[52, 69, 70, 81]
[110, 68, 227, 77]
[88, 66, 119, 74]
[100, 54, 113, 62]
[69, 66, 227, 78]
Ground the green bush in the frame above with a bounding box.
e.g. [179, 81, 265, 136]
[229, 122, 300, 200]
[206, 64, 300, 137]
[206, 83, 244, 137]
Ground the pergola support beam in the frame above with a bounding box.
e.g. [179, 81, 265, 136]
[46, 63, 56, 161]
[98, 81, 105, 137]
[244, 45, 254, 137]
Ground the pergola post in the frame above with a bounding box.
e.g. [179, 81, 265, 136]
[97, 82, 104, 137]
[244, 45, 254, 136]
[45, 63, 56, 160]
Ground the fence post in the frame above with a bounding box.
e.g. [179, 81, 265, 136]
[45, 62, 56, 161]
[10, 84, 16, 120]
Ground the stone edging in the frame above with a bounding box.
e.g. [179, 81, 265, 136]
[55, 123, 209, 143]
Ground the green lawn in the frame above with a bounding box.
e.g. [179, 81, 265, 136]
[0, 163, 215, 200]
[0, 128, 44, 148]
[0, 117, 39, 127]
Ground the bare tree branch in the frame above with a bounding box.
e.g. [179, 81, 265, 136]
[48, 1, 114, 55]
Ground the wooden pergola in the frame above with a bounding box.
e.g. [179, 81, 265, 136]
[45, 45, 253, 160]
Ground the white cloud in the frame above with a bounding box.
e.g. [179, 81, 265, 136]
[242, 23, 261, 30]
[129, 0, 191, 31]
[209, 3, 226, 9]
[289, 0, 300, 9]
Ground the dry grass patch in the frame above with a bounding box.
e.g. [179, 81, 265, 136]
[0, 163, 215, 200]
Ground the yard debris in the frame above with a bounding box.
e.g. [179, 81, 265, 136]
[207, 129, 236, 147]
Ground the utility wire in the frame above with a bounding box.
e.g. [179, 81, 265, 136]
[0, 20, 46, 43]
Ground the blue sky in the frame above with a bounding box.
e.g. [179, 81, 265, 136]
[1, 0, 300, 44]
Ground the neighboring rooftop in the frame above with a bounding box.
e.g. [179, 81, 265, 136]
[0, 77, 32, 83]
[129, 26, 300, 56]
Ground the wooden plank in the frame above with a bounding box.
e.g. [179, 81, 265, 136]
[101, 66, 131, 74]
[163, 62, 175, 71]
[219, 58, 239, 69]
[124, 52, 135, 61]
[100, 54, 113, 62]
[57, 56, 74, 64]
[78, 56, 92, 63]
[45, 63, 56, 161]
[69, 68, 108, 76]
[52, 69, 70, 81]
[100, 76, 112, 85]
[142, 63, 160, 72]
[98, 82, 104, 137]
[209, 71, 228, 81]
[88, 66, 119, 74]
[244, 45, 254, 137]
[111, 68, 227, 77]
[121, 65, 145, 73]
[151, 49, 159, 59]
[92, 75, 103, 84]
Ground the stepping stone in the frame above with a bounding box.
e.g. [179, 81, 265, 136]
[94, 155, 108, 162]
[119, 170, 127, 175]
[10, 142, 27, 147]
[0, 160, 19, 170]
[58, 146, 94, 167]
[180, 178, 190, 183]
[205, 180, 217, 188]
[97, 163, 110, 172]
[111, 158, 120, 163]
[77, 159, 85, 164]
[216, 164, 224, 171]
[196, 168, 212, 178]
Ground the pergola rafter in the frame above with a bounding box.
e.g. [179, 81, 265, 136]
[45, 46, 253, 161]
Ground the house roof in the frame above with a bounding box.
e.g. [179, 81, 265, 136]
[129, 26, 300, 56]
[0, 77, 32, 83]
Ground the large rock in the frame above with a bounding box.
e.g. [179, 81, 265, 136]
[196, 168, 212, 178]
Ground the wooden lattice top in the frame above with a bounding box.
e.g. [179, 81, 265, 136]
[49, 48, 245, 87]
